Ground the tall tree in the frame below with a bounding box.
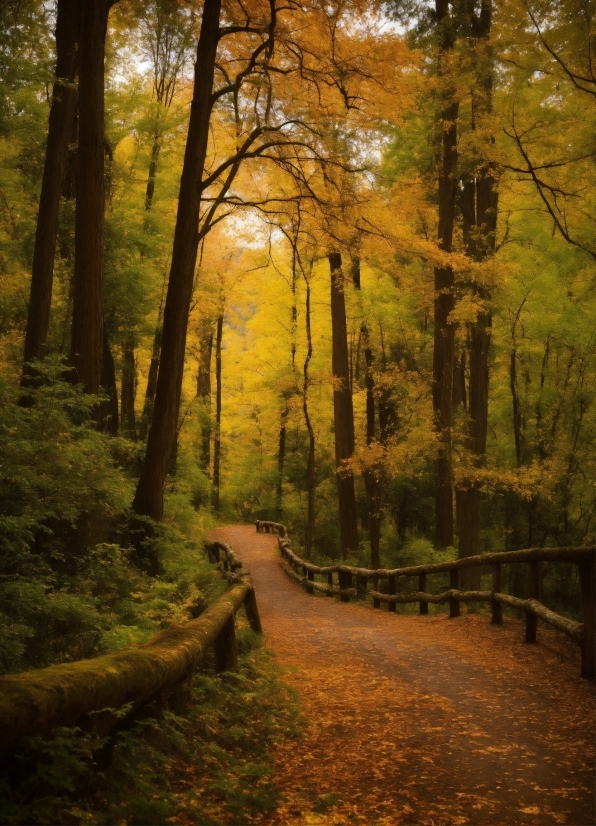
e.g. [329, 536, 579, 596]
[211, 311, 224, 511]
[70, 0, 111, 392]
[352, 257, 381, 568]
[197, 323, 213, 471]
[432, 0, 459, 548]
[455, 0, 497, 583]
[22, 0, 79, 372]
[329, 251, 359, 557]
[133, 0, 222, 520]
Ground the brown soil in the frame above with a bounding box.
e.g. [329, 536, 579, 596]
[209, 525, 595, 826]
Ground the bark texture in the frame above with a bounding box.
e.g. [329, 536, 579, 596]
[70, 0, 109, 393]
[23, 0, 80, 370]
[133, 0, 221, 520]
[432, 0, 458, 548]
[212, 313, 223, 511]
[121, 333, 137, 437]
[352, 258, 381, 568]
[456, 0, 497, 587]
[303, 270, 316, 557]
[329, 252, 359, 557]
[197, 328, 213, 470]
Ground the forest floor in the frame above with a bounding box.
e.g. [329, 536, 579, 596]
[208, 525, 595, 826]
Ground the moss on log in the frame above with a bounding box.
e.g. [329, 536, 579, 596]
[0, 583, 250, 746]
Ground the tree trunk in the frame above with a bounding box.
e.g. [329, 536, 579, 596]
[121, 333, 136, 438]
[456, 1, 497, 588]
[276, 405, 288, 521]
[352, 258, 381, 568]
[212, 313, 223, 512]
[197, 328, 213, 471]
[133, 0, 221, 520]
[432, 1, 458, 549]
[329, 252, 359, 558]
[96, 324, 118, 434]
[23, 0, 80, 373]
[303, 269, 315, 558]
[145, 132, 161, 212]
[140, 310, 163, 440]
[70, 0, 110, 393]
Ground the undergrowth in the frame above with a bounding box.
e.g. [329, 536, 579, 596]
[0, 626, 300, 825]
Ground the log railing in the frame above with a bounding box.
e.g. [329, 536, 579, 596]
[255, 521, 595, 679]
[0, 543, 261, 748]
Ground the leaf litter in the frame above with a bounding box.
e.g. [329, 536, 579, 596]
[210, 527, 595, 826]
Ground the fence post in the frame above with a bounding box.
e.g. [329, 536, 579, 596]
[418, 572, 428, 615]
[339, 570, 351, 602]
[388, 575, 396, 613]
[214, 614, 238, 672]
[307, 569, 315, 595]
[327, 571, 334, 596]
[372, 575, 380, 609]
[449, 569, 460, 618]
[244, 587, 262, 634]
[579, 558, 595, 679]
[356, 575, 367, 601]
[526, 561, 541, 643]
[491, 563, 503, 625]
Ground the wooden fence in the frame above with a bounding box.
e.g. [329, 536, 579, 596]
[0, 542, 260, 748]
[255, 520, 595, 679]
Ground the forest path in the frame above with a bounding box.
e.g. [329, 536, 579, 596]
[209, 526, 595, 826]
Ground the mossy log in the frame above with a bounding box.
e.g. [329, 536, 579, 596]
[280, 545, 592, 579]
[494, 593, 582, 643]
[0, 583, 250, 747]
[280, 561, 355, 599]
[367, 588, 492, 605]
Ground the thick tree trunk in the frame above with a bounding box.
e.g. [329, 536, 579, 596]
[133, 0, 221, 520]
[432, 1, 458, 548]
[23, 0, 79, 372]
[212, 313, 223, 511]
[329, 252, 359, 558]
[197, 329, 213, 471]
[70, 0, 109, 393]
[121, 333, 136, 438]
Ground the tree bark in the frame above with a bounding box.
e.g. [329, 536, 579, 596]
[70, 0, 110, 393]
[352, 258, 381, 568]
[456, 0, 497, 588]
[303, 267, 316, 557]
[276, 405, 288, 521]
[212, 313, 223, 511]
[121, 333, 136, 438]
[329, 252, 359, 558]
[22, 0, 80, 373]
[197, 328, 213, 471]
[96, 324, 118, 434]
[432, 0, 459, 549]
[133, 0, 221, 520]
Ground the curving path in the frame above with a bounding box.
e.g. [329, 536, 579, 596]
[210, 526, 595, 826]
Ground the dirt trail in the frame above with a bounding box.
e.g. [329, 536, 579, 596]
[210, 526, 595, 826]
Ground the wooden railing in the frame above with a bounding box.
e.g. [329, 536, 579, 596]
[0, 543, 261, 748]
[255, 520, 595, 679]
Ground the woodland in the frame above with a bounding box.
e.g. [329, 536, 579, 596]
[0, 0, 594, 820]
